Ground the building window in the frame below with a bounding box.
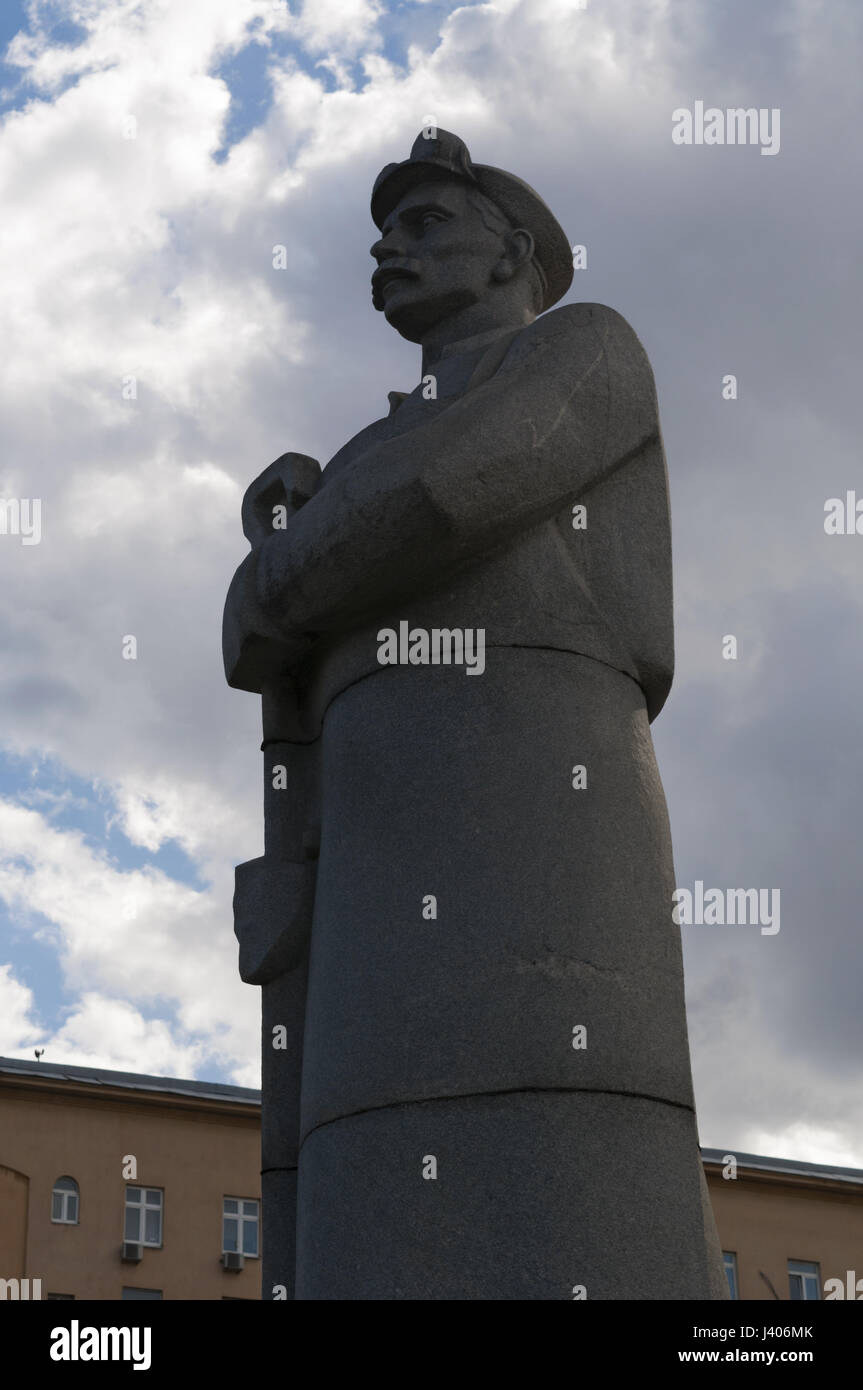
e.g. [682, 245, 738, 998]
[46, 1293, 75, 1300]
[223, 1197, 259, 1258]
[722, 1252, 739, 1299]
[124, 1188, 163, 1247]
[51, 1177, 79, 1224]
[122, 1287, 162, 1300]
[788, 1260, 820, 1300]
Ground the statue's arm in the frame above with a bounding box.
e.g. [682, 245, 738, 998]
[229, 304, 659, 652]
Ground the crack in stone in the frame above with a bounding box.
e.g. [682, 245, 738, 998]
[511, 949, 625, 982]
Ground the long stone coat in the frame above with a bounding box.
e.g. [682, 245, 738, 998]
[224, 302, 728, 1299]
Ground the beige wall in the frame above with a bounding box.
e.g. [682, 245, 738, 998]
[0, 1165, 29, 1280]
[707, 1170, 863, 1300]
[1, 1082, 261, 1300]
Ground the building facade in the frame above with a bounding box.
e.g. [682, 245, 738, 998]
[703, 1148, 863, 1302]
[0, 1057, 261, 1300]
[1, 1055, 860, 1300]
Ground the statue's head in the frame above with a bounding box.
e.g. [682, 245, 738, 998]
[369, 129, 573, 344]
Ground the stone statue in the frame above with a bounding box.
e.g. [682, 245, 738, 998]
[223, 129, 729, 1300]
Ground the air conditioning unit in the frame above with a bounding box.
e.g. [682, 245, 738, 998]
[121, 1242, 143, 1263]
[222, 1251, 244, 1272]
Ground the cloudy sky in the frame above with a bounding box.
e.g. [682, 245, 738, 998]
[0, 0, 860, 1167]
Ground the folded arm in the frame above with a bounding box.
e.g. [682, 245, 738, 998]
[224, 305, 658, 685]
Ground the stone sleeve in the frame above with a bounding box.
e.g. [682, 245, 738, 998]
[245, 303, 655, 638]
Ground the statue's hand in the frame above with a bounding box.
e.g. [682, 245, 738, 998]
[223, 547, 312, 692]
[242, 453, 322, 546]
[223, 452, 323, 691]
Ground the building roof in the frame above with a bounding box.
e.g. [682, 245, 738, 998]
[700, 1146, 863, 1187]
[0, 1055, 261, 1107]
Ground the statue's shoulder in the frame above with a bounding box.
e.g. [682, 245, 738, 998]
[531, 303, 658, 393]
[526, 301, 645, 348]
[497, 301, 644, 364]
[497, 304, 660, 441]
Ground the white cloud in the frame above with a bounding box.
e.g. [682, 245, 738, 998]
[290, 0, 384, 56]
[0, 967, 236, 1082]
[0, 797, 258, 1080]
[40, 993, 210, 1079]
[0, 964, 44, 1052]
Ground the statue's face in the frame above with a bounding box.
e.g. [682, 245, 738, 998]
[370, 178, 511, 340]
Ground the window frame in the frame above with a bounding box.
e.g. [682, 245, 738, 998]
[722, 1251, 739, 1300]
[788, 1258, 821, 1301]
[222, 1196, 260, 1259]
[50, 1176, 79, 1226]
[124, 1186, 164, 1249]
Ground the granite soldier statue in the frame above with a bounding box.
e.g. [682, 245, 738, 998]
[223, 129, 728, 1300]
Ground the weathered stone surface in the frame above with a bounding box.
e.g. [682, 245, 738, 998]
[234, 857, 314, 983]
[299, 652, 694, 1142]
[262, 1169, 297, 1301]
[223, 127, 727, 1299]
[296, 1092, 727, 1301]
[260, 962, 307, 1173]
